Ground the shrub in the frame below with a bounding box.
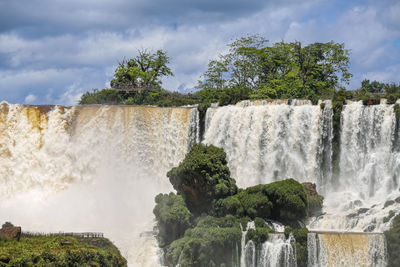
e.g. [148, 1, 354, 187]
[166, 226, 241, 267]
[245, 227, 273, 245]
[153, 193, 191, 247]
[252, 179, 308, 222]
[167, 144, 238, 214]
[1, 222, 14, 229]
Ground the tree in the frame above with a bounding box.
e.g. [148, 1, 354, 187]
[110, 49, 174, 89]
[1, 221, 14, 228]
[197, 36, 352, 103]
[359, 79, 386, 94]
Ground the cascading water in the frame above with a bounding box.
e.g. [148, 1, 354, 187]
[310, 101, 400, 232]
[240, 223, 296, 267]
[203, 100, 395, 266]
[307, 232, 387, 267]
[204, 100, 332, 192]
[2, 98, 399, 266]
[0, 102, 199, 266]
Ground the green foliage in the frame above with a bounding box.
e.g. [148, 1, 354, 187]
[384, 210, 396, 223]
[80, 88, 198, 106]
[214, 189, 272, 219]
[253, 179, 308, 222]
[111, 49, 173, 89]
[245, 227, 273, 245]
[1, 222, 13, 229]
[157, 145, 319, 266]
[331, 89, 347, 183]
[167, 144, 238, 214]
[0, 235, 126, 266]
[198, 36, 352, 104]
[153, 193, 191, 247]
[394, 104, 400, 121]
[254, 217, 268, 228]
[385, 214, 400, 267]
[79, 89, 123, 104]
[215, 179, 308, 222]
[284, 227, 309, 267]
[359, 79, 386, 94]
[121, 88, 198, 107]
[166, 225, 242, 267]
[195, 215, 240, 228]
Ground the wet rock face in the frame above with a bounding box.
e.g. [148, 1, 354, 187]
[0, 226, 21, 241]
[302, 182, 324, 216]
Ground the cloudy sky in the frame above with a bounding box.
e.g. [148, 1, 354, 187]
[0, 0, 399, 105]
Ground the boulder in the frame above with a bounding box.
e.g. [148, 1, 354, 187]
[0, 226, 21, 241]
[302, 182, 324, 216]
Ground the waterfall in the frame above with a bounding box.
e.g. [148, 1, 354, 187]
[240, 228, 296, 267]
[204, 100, 332, 192]
[0, 102, 199, 266]
[307, 232, 387, 267]
[2, 99, 398, 266]
[339, 101, 399, 200]
[310, 101, 400, 232]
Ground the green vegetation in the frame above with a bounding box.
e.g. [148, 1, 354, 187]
[79, 36, 400, 109]
[167, 144, 238, 214]
[384, 210, 396, 223]
[153, 193, 191, 247]
[197, 35, 351, 105]
[284, 227, 309, 267]
[1, 222, 13, 229]
[245, 226, 273, 245]
[111, 49, 173, 89]
[385, 213, 400, 267]
[394, 103, 400, 121]
[79, 87, 198, 107]
[0, 235, 126, 266]
[214, 179, 308, 223]
[154, 144, 322, 266]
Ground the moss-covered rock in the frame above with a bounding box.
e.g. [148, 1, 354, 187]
[165, 223, 242, 267]
[245, 227, 273, 245]
[153, 193, 191, 247]
[167, 144, 238, 214]
[156, 145, 319, 266]
[248, 179, 308, 222]
[214, 189, 272, 219]
[385, 213, 400, 267]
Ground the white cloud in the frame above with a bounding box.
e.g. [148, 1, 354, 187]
[0, 0, 399, 103]
[24, 94, 36, 104]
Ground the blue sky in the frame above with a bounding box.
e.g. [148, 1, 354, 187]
[0, 0, 399, 105]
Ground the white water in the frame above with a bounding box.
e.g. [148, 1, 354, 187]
[0, 102, 198, 266]
[241, 229, 296, 267]
[310, 101, 400, 232]
[204, 100, 397, 265]
[204, 100, 332, 192]
[2, 99, 399, 266]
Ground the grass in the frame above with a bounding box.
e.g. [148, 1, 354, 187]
[0, 235, 127, 266]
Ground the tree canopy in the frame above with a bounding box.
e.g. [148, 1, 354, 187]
[110, 49, 173, 89]
[197, 35, 352, 105]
